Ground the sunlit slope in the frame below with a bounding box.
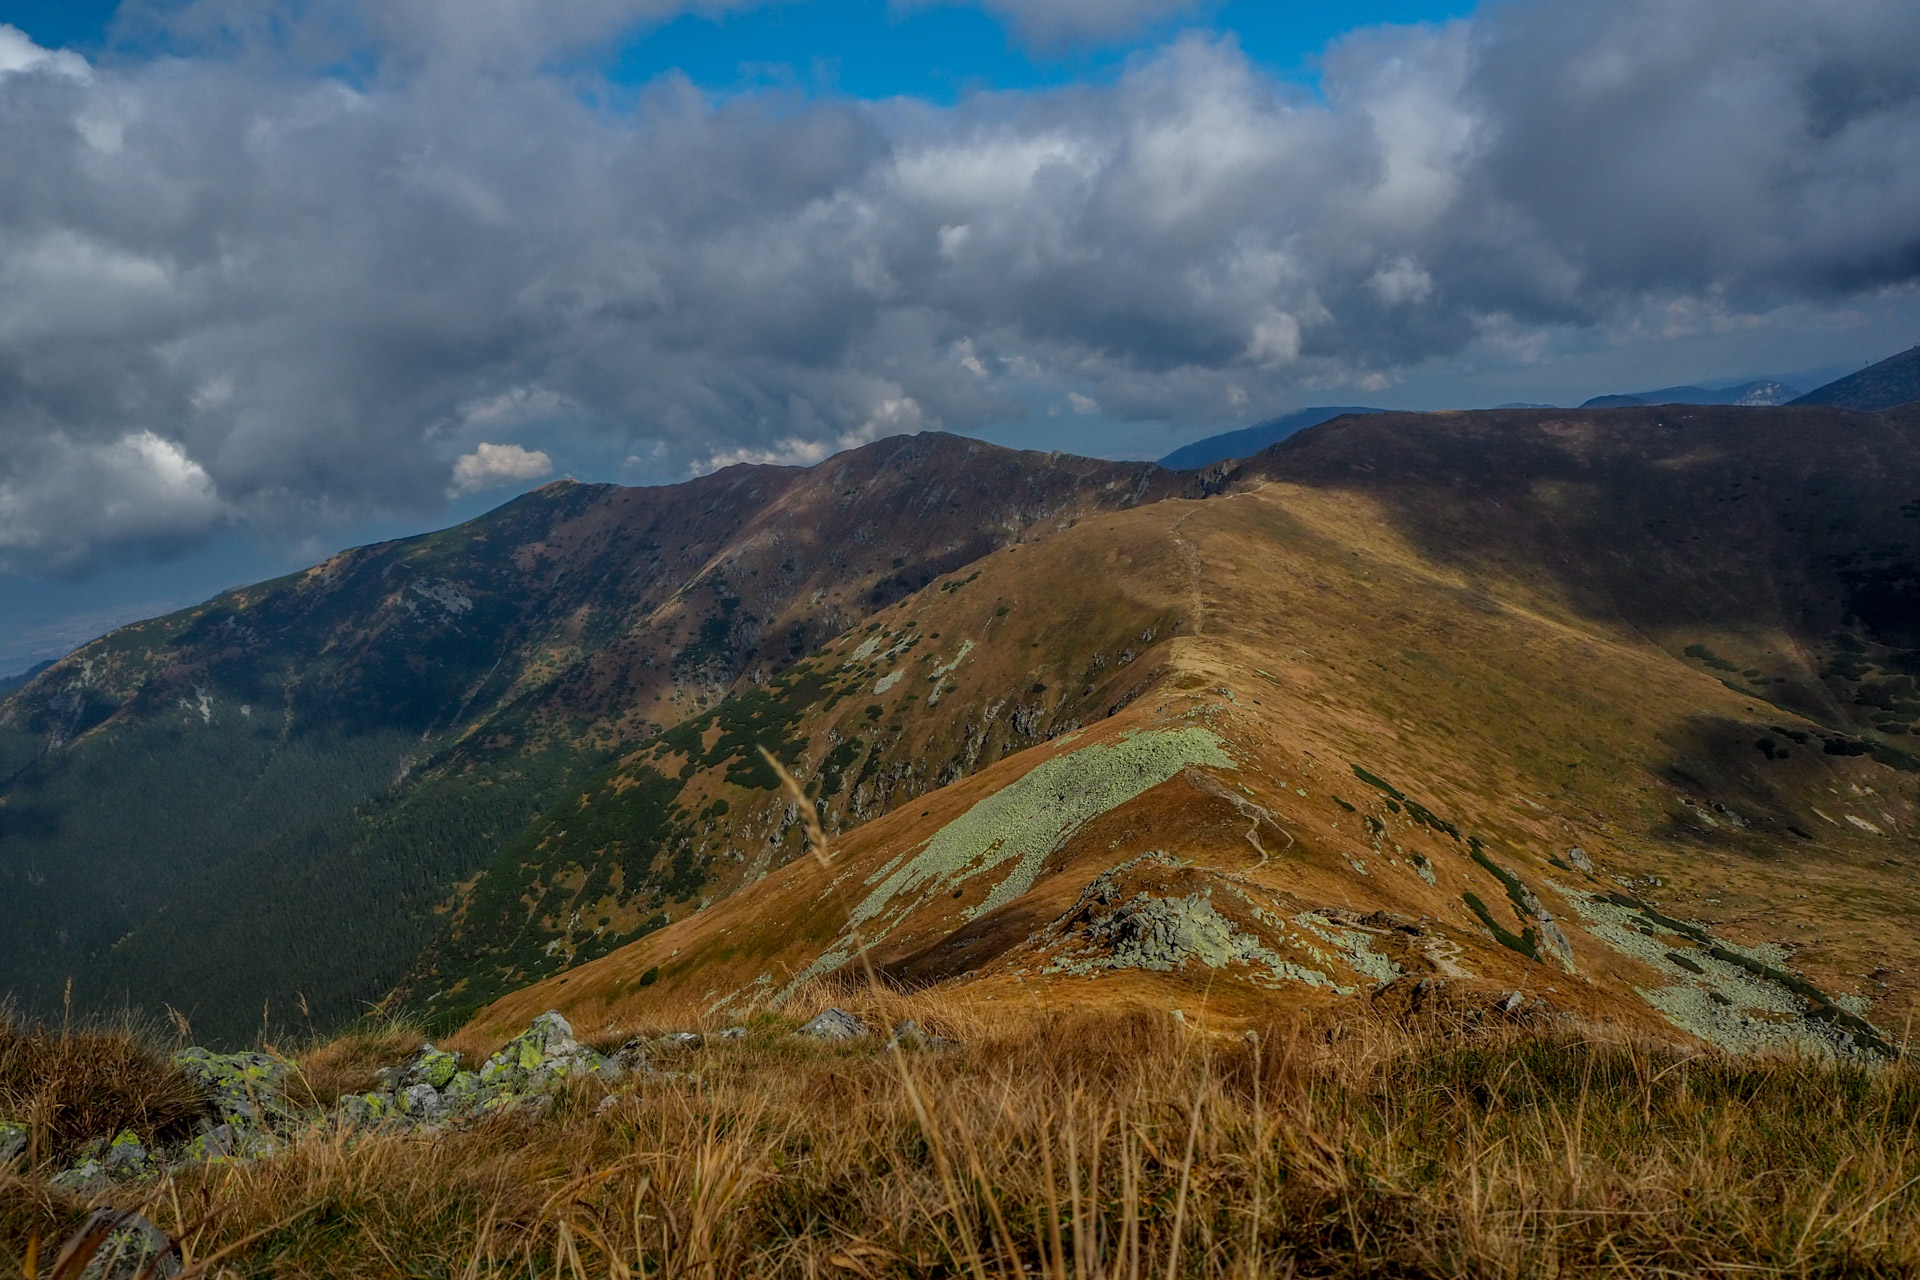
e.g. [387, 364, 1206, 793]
[405, 499, 1200, 1023]
[467, 409, 1919, 1058]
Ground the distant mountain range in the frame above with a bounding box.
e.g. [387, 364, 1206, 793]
[1579, 379, 1800, 409]
[1158, 406, 1382, 469]
[1792, 343, 1920, 411]
[1154, 357, 1907, 464]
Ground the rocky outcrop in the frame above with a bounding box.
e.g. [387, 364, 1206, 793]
[32, 1011, 636, 1194]
[24, 1009, 928, 1198]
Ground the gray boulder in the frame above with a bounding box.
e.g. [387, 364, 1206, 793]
[798, 1008, 867, 1041]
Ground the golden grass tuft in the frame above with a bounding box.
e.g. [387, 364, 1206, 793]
[0, 1009, 207, 1167]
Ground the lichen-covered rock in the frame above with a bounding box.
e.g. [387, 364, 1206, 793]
[655, 1032, 703, 1050]
[1565, 847, 1595, 873]
[103, 1131, 152, 1179]
[178, 1121, 275, 1163]
[443, 1070, 483, 1104]
[51, 1158, 109, 1195]
[409, 1046, 460, 1089]
[337, 1092, 385, 1127]
[70, 1208, 182, 1280]
[476, 1010, 612, 1095]
[719, 1026, 748, 1040]
[799, 1009, 867, 1041]
[398, 1083, 444, 1121]
[171, 1048, 293, 1127]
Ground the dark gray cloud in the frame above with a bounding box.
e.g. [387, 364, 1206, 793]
[2, 0, 1918, 575]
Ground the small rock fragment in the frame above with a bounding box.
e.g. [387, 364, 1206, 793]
[719, 1026, 748, 1040]
[1565, 847, 1594, 873]
[0, 1120, 25, 1165]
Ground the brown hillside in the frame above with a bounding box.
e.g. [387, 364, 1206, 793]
[462, 406, 1920, 1063]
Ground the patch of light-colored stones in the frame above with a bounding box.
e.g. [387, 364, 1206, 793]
[1555, 883, 1878, 1059]
[775, 727, 1235, 1000]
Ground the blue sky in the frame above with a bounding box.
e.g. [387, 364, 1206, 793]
[8, 1, 1475, 98]
[0, 0, 1916, 672]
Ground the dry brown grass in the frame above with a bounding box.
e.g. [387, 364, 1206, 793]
[0, 1009, 207, 1168]
[280, 1022, 427, 1112]
[6, 995, 1919, 1279]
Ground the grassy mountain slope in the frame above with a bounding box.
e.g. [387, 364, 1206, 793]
[0, 435, 1196, 1042]
[1792, 343, 1920, 410]
[463, 404, 1920, 1062]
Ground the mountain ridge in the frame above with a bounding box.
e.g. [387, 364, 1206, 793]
[5, 405, 1919, 1057]
[1157, 406, 1383, 470]
[1792, 343, 1920, 411]
[462, 402, 1920, 1062]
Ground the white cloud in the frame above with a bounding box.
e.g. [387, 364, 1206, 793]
[0, 432, 223, 572]
[0, 24, 89, 80]
[2, 0, 1919, 574]
[448, 442, 554, 496]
